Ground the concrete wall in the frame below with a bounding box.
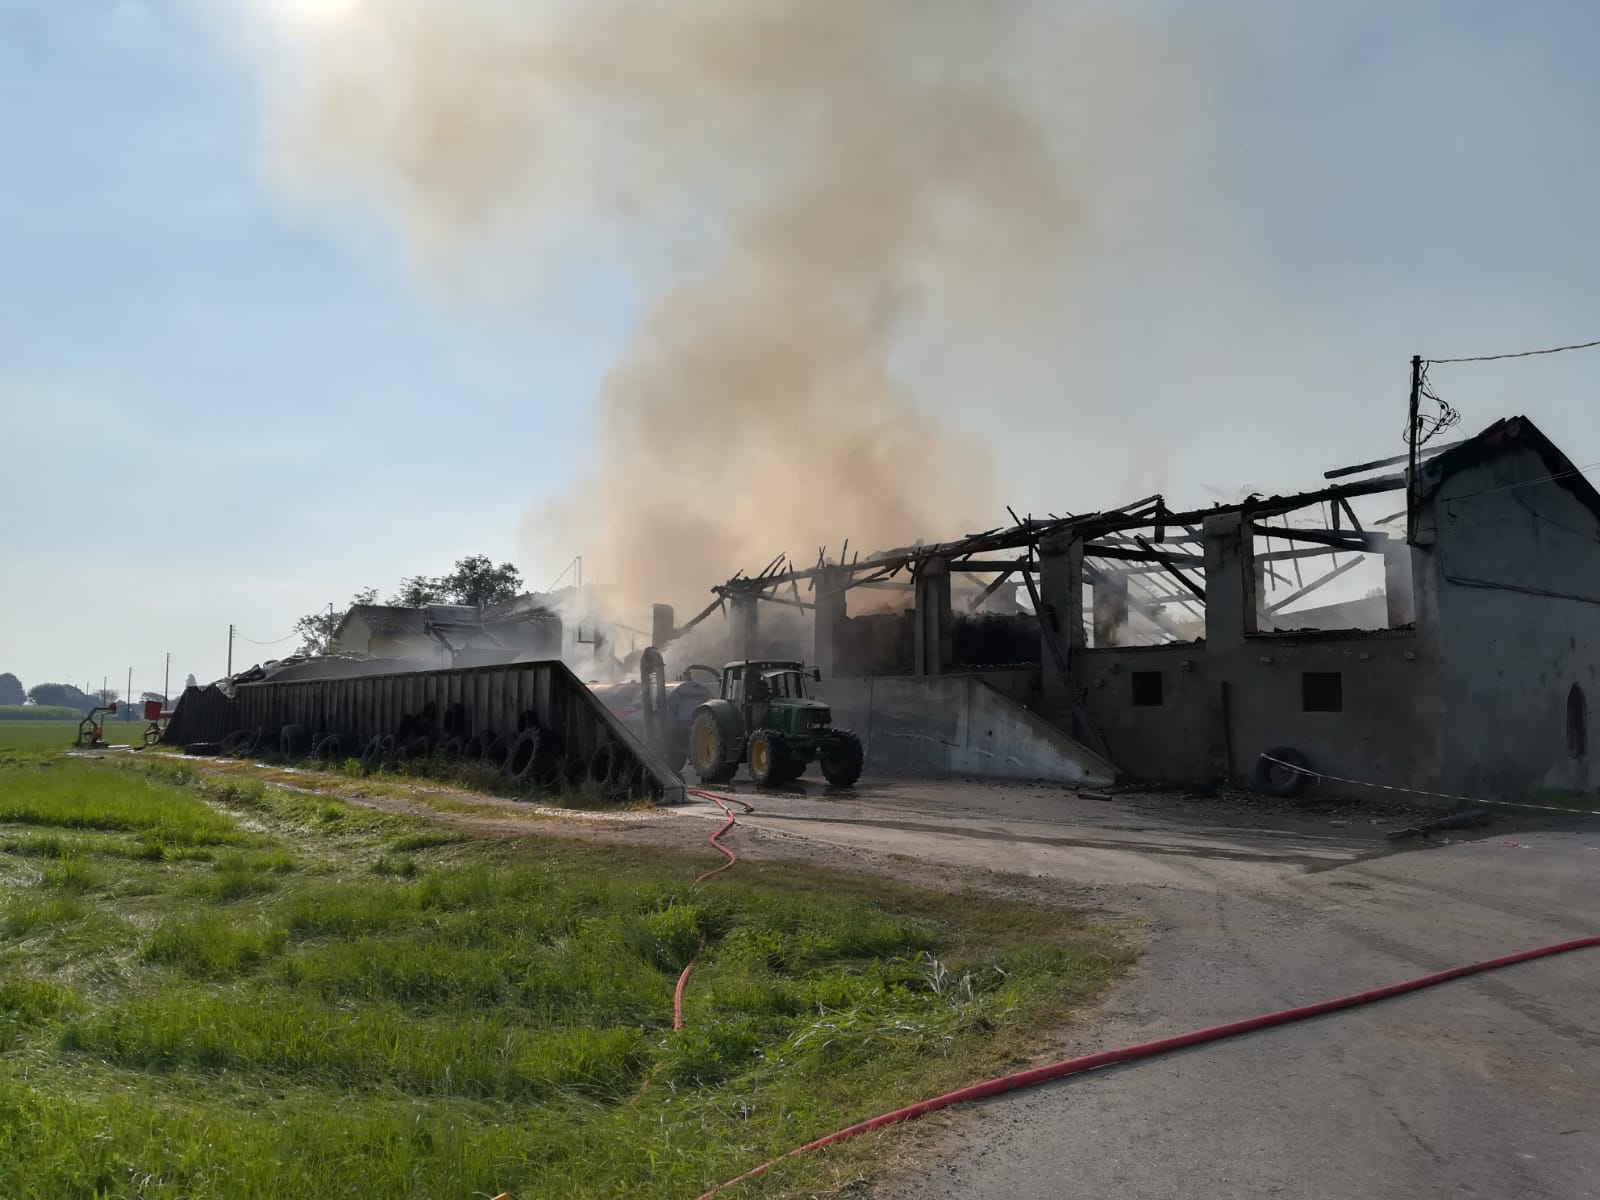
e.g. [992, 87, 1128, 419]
[1079, 644, 1213, 784]
[973, 667, 1042, 709]
[1222, 631, 1438, 796]
[1429, 443, 1600, 794]
[1203, 511, 1443, 798]
[814, 673, 1113, 785]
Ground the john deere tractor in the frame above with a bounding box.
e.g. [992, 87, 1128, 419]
[688, 661, 864, 787]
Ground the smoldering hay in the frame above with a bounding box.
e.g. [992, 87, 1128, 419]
[255, 0, 1195, 617]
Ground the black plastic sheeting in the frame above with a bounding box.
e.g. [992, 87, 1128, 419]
[161, 659, 683, 804]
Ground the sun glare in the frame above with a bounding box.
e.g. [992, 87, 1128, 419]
[271, 0, 362, 27]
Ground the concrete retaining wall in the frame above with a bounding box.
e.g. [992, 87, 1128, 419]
[816, 673, 1114, 785]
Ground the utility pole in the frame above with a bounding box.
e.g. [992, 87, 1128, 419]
[227, 624, 235, 677]
[328, 602, 336, 653]
[164, 652, 171, 704]
[1405, 354, 1422, 545]
[126, 667, 132, 717]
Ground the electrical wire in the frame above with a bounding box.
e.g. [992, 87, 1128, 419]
[1402, 362, 1461, 449]
[1439, 460, 1600, 503]
[1427, 337, 1600, 365]
[232, 630, 299, 646]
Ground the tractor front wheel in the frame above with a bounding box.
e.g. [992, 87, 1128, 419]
[819, 730, 864, 788]
[690, 712, 737, 784]
[748, 730, 790, 788]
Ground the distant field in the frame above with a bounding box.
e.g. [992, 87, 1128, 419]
[0, 752, 1133, 1198]
[0, 705, 84, 721]
[0, 720, 152, 751]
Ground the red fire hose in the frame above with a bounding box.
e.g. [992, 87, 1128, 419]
[695, 933, 1600, 1198]
[673, 789, 757, 1031]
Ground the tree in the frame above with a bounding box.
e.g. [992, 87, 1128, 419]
[439, 555, 522, 608]
[390, 576, 448, 608]
[388, 558, 521, 608]
[0, 673, 23, 706]
[295, 587, 378, 657]
[27, 683, 95, 711]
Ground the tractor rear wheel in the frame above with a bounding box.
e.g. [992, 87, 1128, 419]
[748, 730, 789, 787]
[819, 730, 864, 788]
[690, 712, 737, 784]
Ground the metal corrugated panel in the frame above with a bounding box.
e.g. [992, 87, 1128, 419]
[163, 660, 683, 804]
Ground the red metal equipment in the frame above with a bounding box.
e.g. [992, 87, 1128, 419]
[75, 704, 116, 749]
[142, 699, 173, 747]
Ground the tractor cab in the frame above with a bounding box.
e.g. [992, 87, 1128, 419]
[724, 660, 818, 705]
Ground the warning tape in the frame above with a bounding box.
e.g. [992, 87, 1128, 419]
[1258, 754, 1600, 817]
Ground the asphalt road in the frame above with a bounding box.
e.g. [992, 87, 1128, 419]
[673, 783, 1600, 1199]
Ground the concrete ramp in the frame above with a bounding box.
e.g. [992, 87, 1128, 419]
[816, 674, 1115, 786]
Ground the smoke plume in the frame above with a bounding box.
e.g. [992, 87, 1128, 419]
[257, 0, 1188, 617]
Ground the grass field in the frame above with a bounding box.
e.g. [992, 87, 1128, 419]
[0, 749, 1133, 1198]
[0, 719, 153, 751]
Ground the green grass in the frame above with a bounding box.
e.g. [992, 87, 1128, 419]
[0, 760, 241, 846]
[0, 718, 152, 749]
[0, 705, 88, 721]
[0, 753, 1135, 1199]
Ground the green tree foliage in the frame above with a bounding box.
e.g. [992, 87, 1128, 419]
[438, 555, 522, 608]
[295, 588, 378, 658]
[387, 557, 522, 610]
[26, 683, 95, 711]
[390, 576, 448, 608]
[0, 673, 23, 706]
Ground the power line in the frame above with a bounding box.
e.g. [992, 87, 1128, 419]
[1439, 460, 1600, 503]
[1402, 361, 1460, 448]
[1427, 337, 1600, 365]
[233, 629, 298, 646]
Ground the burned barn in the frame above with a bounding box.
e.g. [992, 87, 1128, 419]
[695, 416, 1600, 802]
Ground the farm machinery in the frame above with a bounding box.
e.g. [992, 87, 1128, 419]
[74, 704, 116, 749]
[687, 660, 864, 788]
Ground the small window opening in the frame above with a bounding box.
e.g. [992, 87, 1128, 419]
[1567, 684, 1587, 758]
[1131, 671, 1164, 707]
[1302, 672, 1343, 713]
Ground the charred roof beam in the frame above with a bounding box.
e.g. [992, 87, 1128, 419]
[1250, 525, 1387, 552]
[712, 475, 1404, 599]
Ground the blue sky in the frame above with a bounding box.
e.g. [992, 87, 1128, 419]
[3, 0, 1600, 693]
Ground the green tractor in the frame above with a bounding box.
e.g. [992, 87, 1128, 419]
[688, 660, 865, 788]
